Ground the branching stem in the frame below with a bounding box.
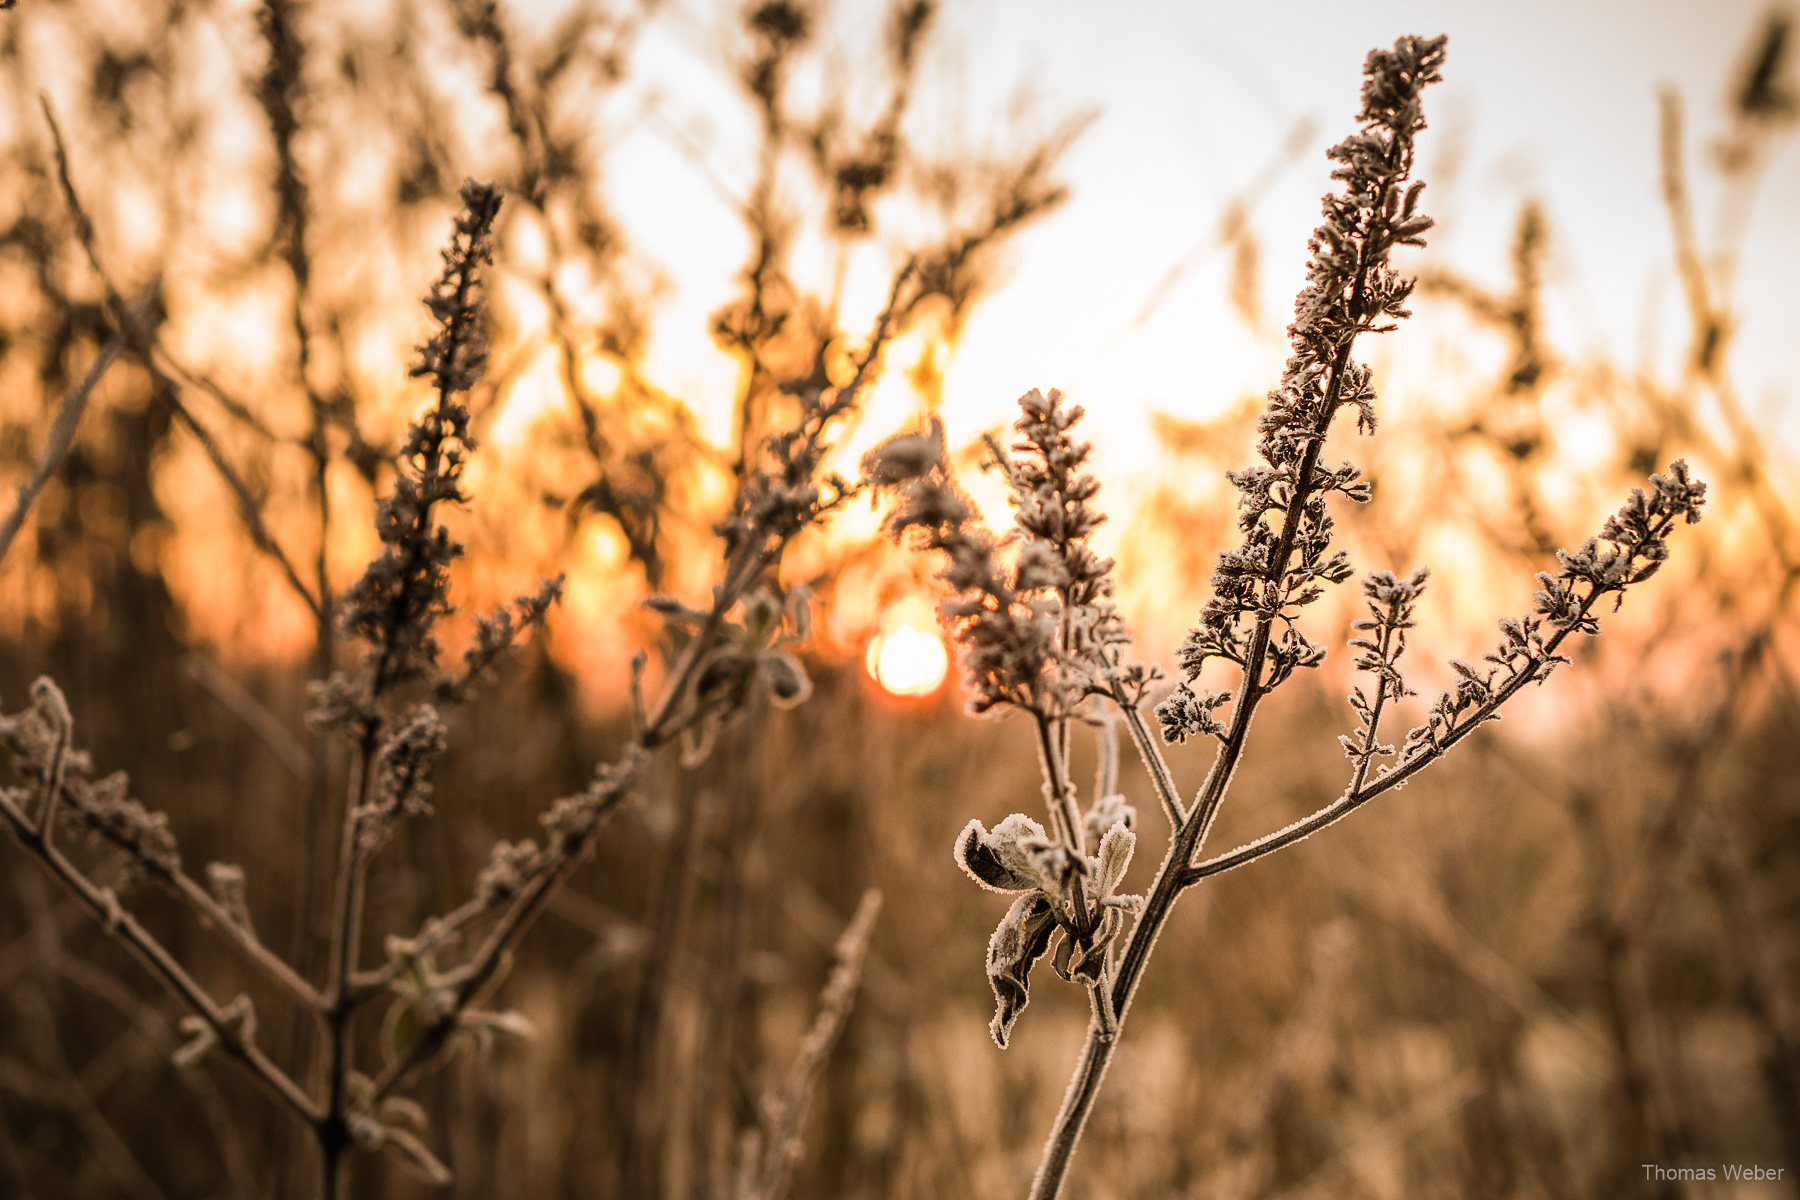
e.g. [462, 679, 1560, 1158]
[364, 269, 911, 1106]
[1026, 106, 1416, 1200]
[0, 790, 321, 1127]
[1184, 589, 1605, 885]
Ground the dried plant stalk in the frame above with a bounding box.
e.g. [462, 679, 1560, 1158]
[865, 33, 1707, 1199]
[737, 888, 883, 1200]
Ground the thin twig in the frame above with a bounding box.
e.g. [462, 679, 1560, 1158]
[40, 96, 323, 620]
[168, 867, 327, 1011]
[183, 655, 316, 784]
[366, 266, 913, 1101]
[0, 322, 131, 567]
[619, 768, 706, 1196]
[162, 393, 324, 618]
[319, 730, 380, 1196]
[1658, 88, 1797, 576]
[1116, 700, 1184, 829]
[40, 777, 324, 1009]
[743, 888, 883, 1200]
[255, 0, 338, 665]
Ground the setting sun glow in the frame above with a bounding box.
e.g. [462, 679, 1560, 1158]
[866, 624, 949, 696]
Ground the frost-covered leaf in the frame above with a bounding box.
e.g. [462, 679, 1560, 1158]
[1061, 908, 1124, 985]
[349, 1113, 452, 1187]
[382, 1127, 452, 1186]
[461, 1009, 535, 1039]
[1094, 823, 1135, 897]
[375, 1096, 430, 1136]
[758, 648, 812, 708]
[953, 814, 1052, 893]
[679, 713, 719, 768]
[696, 650, 752, 701]
[986, 892, 1058, 1048]
[383, 998, 427, 1066]
[457, 1008, 537, 1052]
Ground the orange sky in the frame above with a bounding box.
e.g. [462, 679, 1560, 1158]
[5, 0, 1792, 698]
[541, 0, 1794, 702]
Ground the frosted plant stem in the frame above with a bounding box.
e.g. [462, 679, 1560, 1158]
[318, 734, 376, 1200]
[1118, 700, 1184, 830]
[619, 765, 703, 1198]
[1032, 714, 1085, 858]
[1029, 114, 1389, 1190]
[1093, 713, 1119, 801]
[361, 372, 906, 1103]
[1028, 1014, 1115, 1200]
[1029, 706, 1258, 1199]
[1032, 714, 1090, 931]
[744, 889, 883, 1200]
[0, 789, 321, 1127]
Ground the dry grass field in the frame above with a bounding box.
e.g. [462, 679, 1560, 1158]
[0, 3, 1795, 1198]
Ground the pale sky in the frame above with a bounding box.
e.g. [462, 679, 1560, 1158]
[602, 0, 1798, 490]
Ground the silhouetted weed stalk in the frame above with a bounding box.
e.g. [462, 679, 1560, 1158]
[0, 177, 897, 1197]
[864, 34, 1707, 1199]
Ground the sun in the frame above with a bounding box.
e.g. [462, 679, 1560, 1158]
[866, 623, 949, 696]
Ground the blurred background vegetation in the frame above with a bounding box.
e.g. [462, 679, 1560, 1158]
[0, 1, 1796, 1197]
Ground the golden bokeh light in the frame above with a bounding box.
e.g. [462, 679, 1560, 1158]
[865, 623, 949, 696]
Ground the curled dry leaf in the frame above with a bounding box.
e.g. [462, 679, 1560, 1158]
[986, 893, 1058, 1048]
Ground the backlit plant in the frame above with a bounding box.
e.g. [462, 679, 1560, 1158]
[864, 34, 1706, 1198]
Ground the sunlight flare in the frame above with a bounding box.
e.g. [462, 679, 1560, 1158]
[866, 623, 949, 696]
